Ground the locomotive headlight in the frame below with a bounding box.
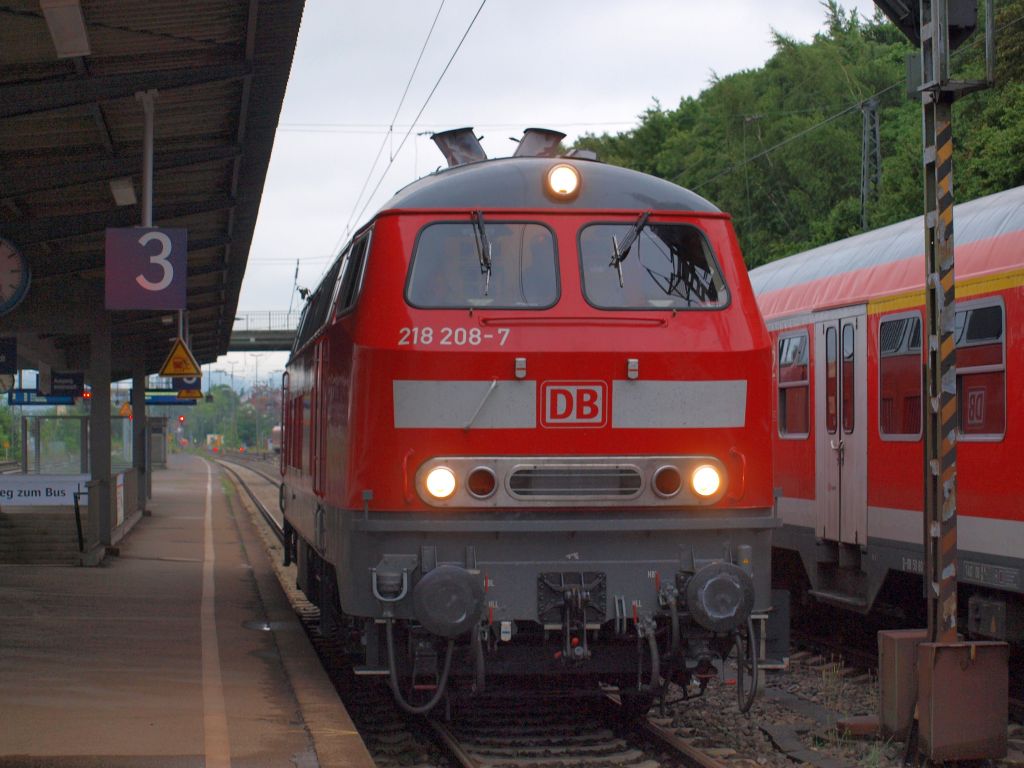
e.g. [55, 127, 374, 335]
[546, 164, 580, 200]
[425, 466, 457, 499]
[691, 464, 722, 497]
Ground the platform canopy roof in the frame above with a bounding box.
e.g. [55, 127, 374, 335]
[0, 0, 304, 380]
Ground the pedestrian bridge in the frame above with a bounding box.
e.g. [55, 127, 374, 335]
[229, 311, 300, 351]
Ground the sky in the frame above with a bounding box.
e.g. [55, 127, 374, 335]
[215, 0, 867, 389]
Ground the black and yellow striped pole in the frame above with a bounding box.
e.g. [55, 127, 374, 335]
[874, 2, 1004, 760]
[922, 86, 958, 644]
[879, 0, 995, 645]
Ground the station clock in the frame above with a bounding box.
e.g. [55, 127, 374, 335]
[0, 237, 30, 317]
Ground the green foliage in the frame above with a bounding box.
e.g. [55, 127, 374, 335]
[576, 3, 1024, 266]
[0, 405, 17, 461]
[174, 383, 280, 453]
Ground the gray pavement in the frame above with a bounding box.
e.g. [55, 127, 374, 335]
[0, 453, 373, 768]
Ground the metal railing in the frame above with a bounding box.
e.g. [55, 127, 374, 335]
[233, 311, 302, 332]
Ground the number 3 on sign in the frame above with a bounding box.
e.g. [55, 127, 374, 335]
[136, 231, 174, 292]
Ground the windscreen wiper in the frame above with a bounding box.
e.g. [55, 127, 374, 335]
[472, 210, 492, 295]
[610, 211, 651, 288]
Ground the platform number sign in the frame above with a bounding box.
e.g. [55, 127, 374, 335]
[105, 227, 187, 310]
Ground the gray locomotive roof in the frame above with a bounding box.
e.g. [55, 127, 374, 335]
[748, 185, 1024, 299]
[378, 157, 721, 213]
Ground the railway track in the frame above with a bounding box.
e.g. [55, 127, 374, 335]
[218, 459, 735, 768]
[428, 699, 656, 768]
[427, 695, 733, 768]
[215, 456, 283, 541]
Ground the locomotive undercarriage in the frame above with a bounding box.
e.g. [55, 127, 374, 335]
[285, 496, 775, 715]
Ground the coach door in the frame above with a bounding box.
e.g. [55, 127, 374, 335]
[814, 308, 867, 545]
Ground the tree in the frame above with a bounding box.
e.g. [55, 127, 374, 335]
[573, 3, 1023, 266]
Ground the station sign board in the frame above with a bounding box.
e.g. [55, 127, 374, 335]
[7, 389, 75, 406]
[0, 475, 89, 507]
[131, 388, 198, 406]
[51, 371, 84, 395]
[105, 227, 187, 310]
[172, 375, 202, 400]
[172, 376, 200, 390]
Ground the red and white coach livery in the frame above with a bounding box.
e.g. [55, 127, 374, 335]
[280, 129, 776, 715]
[750, 185, 1024, 642]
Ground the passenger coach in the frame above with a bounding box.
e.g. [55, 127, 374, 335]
[750, 185, 1024, 643]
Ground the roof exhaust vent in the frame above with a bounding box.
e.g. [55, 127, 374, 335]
[431, 128, 488, 167]
[564, 148, 598, 161]
[513, 128, 566, 158]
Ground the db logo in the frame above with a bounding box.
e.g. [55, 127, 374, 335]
[541, 381, 608, 427]
[966, 387, 986, 426]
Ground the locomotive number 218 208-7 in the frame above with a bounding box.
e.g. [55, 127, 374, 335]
[398, 326, 510, 346]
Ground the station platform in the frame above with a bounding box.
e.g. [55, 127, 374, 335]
[0, 454, 374, 768]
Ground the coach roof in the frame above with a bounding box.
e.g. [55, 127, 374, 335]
[750, 184, 1024, 318]
[378, 157, 721, 214]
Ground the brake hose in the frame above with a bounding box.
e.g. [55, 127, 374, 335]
[385, 618, 455, 715]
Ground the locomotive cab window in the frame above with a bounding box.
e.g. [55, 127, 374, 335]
[406, 221, 558, 309]
[579, 221, 728, 310]
[778, 331, 809, 438]
[879, 312, 922, 440]
[954, 299, 1005, 440]
[332, 230, 372, 318]
[292, 256, 342, 353]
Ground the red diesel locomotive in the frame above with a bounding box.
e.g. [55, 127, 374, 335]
[749, 185, 1024, 643]
[281, 129, 776, 714]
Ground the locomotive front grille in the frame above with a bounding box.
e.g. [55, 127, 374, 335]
[414, 456, 728, 507]
[508, 466, 643, 499]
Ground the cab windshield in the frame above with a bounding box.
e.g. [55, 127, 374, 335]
[406, 221, 558, 309]
[579, 222, 729, 310]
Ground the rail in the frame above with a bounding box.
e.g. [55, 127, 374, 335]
[215, 458, 284, 543]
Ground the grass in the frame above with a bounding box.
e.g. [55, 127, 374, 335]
[815, 656, 851, 750]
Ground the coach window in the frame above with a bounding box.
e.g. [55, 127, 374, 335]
[825, 326, 838, 434]
[955, 299, 1005, 439]
[286, 396, 303, 470]
[406, 222, 557, 309]
[841, 323, 855, 433]
[579, 222, 729, 310]
[778, 331, 809, 438]
[879, 312, 922, 439]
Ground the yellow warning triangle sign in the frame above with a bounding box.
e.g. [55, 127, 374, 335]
[159, 337, 201, 378]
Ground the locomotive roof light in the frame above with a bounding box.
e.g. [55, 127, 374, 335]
[425, 466, 457, 499]
[546, 163, 581, 201]
[691, 464, 722, 498]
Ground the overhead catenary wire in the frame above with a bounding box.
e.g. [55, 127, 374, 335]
[278, 119, 638, 133]
[336, 0, 448, 254]
[686, 84, 899, 193]
[346, 0, 489, 233]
